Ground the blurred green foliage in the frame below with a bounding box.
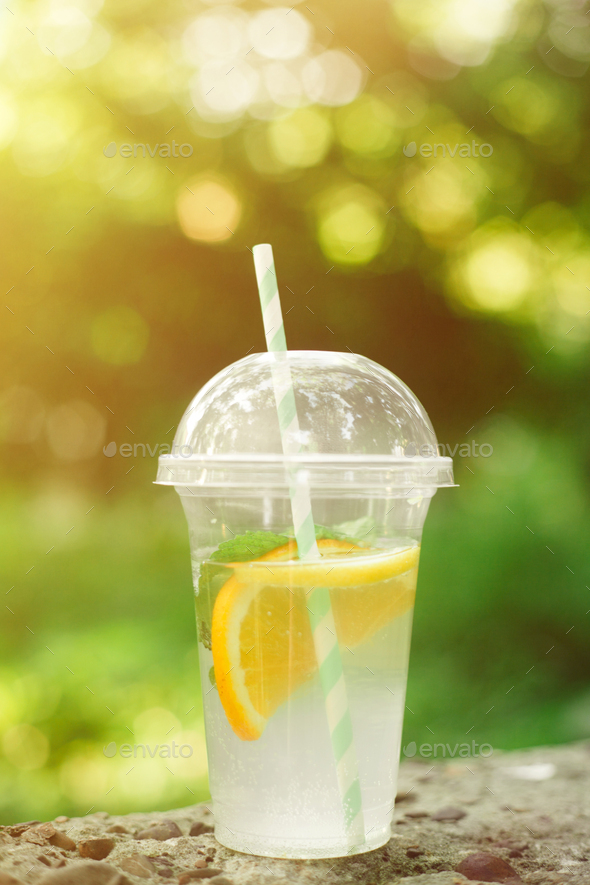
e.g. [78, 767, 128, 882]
[2, 0, 590, 822]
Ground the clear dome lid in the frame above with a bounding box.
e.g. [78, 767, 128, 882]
[156, 351, 454, 490]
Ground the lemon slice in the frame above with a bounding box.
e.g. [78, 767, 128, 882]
[230, 539, 420, 587]
[211, 540, 420, 741]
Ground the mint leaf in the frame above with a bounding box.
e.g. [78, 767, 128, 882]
[195, 527, 364, 650]
[196, 565, 228, 650]
[311, 524, 350, 542]
[196, 531, 289, 650]
[210, 531, 290, 563]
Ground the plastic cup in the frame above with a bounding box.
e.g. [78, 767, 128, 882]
[156, 351, 453, 859]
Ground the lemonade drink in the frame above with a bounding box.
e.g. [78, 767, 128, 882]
[194, 533, 419, 858]
[156, 350, 454, 859]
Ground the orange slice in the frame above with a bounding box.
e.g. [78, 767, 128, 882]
[211, 539, 419, 741]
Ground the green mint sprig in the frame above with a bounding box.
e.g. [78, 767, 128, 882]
[195, 526, 366, 650]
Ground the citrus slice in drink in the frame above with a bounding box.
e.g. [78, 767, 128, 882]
[211, 540, 419, 741]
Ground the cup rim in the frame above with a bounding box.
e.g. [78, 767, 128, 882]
[155, 453, 455, 489]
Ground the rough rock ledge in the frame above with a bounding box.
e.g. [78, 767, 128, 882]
[0, 742, 587, 885]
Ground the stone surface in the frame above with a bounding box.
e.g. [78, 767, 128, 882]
[190, 823, 215, 837]
[135, 821, 183, 842]
[431, 807, 467, 822]
[48, 832, 76, 851]
[0, 742, 588, 884]
[78, 838, 115, 860]
[22, 824, 56, 846]
[37, 861, 131, 884]
[119, 855, 156, 878]
[456, 851, 523, 882]
[0, 873, 26, 885]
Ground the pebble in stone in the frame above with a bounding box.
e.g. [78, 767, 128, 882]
[54, 818, 69, 825]
[194, 859, 208, 869]
[48, 831, 76, 851]
[456, 852, 523, 883]
[406, 848, 423, 858]
[107, 826, 130, 835]
[119, 855, 156, 878]
[37, 861, 131, 885]
[78, 838, 115, 860]
[178, 871, 223, 883]
[22, 824, 57, 845]
[405, 811, 430, 819]
[136, 821, 183, 842]
[432, 807, 467, 822]
[396, 790, 417, 804]
[189, 823, 214, 837]
[209, 879, 233, 885]
[7, 821, 41, 838]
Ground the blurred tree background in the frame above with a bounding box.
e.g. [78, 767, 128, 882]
[1, 0, 590, 823]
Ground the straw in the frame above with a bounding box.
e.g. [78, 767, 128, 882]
[252, 243, 365, 850]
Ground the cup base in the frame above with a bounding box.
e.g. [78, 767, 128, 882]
[213, 823, 391, 859]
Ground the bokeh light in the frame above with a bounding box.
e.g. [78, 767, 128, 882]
[491, 75, 571, 143]
[302, 50, 364, 107]
[177, 176, 242, 242]
[3, 724, 49, 771]
[36, 7, 93, 59]
[101, 31, 170, 115]
[194, 60, 259, 120]
[133, 706, 180, 737]
[553, 253, 590, 317]
[12, 97, 79, 177]
[452, 222, 542, 313]
[248, 8, 310, 60]
[268, 107, 331, 168]
[59, 746, 110, 805]
[336, 95, 399, 157]
[391, 0, 518, 67]
[2, 0, 590, 828]
[263, 61, 305, 108]
[317, 184, 385, 266]
[401, 161, 481, 245]
[183, 7, 247, 63]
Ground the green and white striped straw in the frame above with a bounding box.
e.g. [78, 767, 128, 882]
[252, 243, 365, 851]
